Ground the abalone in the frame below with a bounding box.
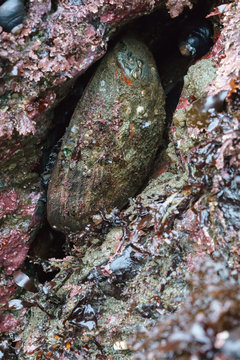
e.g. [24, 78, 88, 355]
[47, 36, 165, 233]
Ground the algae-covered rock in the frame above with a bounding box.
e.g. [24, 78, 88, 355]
[47, 37, 165, 233]
[183, 58, 217, 99]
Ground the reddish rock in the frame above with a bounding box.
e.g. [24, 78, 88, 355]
[0, 280, 15, 306]
[0, 0, 196, 251]
[0, 190, 18, 218]
[0, 313, 19, 333]
[0, 0, 194, 141]
[0, 186, 42, 273]
[166, 0, 196, 18]
[129, 5, 240, 357]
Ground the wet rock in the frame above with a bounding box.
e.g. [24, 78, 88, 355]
[169, 55, 219, 163]
[0, 0, 180, 143]
[0, 0, 191, 297]
[8, 4, 240, 360]
[18, 222, 190, 359]
[208, 1, 240, 94]
[47, 36, 165, 233]
[0, 0, 195, 334]
[131, 259, 240, 359]
[85, 245, 144, 299]
[0, 186, 43, 275]
[183, 58, 217, 98]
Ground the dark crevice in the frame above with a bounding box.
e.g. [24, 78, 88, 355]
[50, 0, 58, 14]
[26, 222, 66, 283]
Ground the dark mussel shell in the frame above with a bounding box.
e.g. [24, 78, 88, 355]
[0, 0, 25, 32]
[179, 20, 214, 58]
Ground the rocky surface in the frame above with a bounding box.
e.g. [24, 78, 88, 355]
[0, 0, 194, 140]
[47, 36, 165, 234]
[130, 3, 240, 358]
[0, 0, 194, 306]
[131, 258, 240, 359]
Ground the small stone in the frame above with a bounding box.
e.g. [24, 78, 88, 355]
[136, 105, 145, 115]
[113, 340, 128, 350]
[92, 214, 103, 225]
[11, 22, 23, 34]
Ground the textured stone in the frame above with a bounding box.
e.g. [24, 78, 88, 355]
[47, 36, 165, 233]
[183, 58, 217, 98]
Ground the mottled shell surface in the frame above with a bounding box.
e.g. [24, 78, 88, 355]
[47, 37, 165, 233]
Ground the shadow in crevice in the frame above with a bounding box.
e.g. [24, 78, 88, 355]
[26, 222, 66, 283]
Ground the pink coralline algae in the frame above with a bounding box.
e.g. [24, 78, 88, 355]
[166, 0, 195, 18]
[208, 2, 240, 94]
[0, 231, 30, 274]
[0, 189, 42, 274]
[0, 0, 194, 139]
[0, 313, 19, 333]
[0, 190, 18, 218]
[0, 280, 15, 306]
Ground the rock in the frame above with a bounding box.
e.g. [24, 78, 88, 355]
[0, 0, 193, 265]
[6, 4, 240, 360]
[166, 0, 197, 18]
[183, 58, 217, 98]
[0, 0, 194, 324]
[47, 36, 165, 233]
[0, 0, 178, 143]
[19, 221, 190, 360]
[131, 259, 240, 359]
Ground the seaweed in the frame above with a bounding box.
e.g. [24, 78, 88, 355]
[131, 258, 240, 360]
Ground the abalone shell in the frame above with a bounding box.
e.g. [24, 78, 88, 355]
[47, 36, 165, 233]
